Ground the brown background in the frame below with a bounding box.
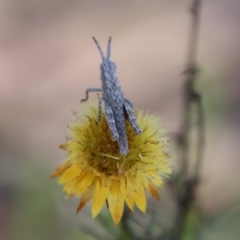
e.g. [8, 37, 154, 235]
[1, 0, 240, 239]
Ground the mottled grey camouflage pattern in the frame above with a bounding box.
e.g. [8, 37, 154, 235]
[81, 37, 141, 156]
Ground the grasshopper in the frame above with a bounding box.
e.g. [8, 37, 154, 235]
[81, 37, 142, 156]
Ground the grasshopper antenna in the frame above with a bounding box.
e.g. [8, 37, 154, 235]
[106, 36, 112, 60]
[92, 37, 105, 62]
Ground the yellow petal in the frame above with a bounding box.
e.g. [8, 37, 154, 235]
[107, 179, 124, 225]
[133, 183, 146, 213]
[63, 178, 78, 195]
[75, 171, 96, 195]
[156, 158, 172, 173]
[91, 177, 110, 218]
[121, 177, 134, 212]
[77, 181, 95, 213]
[71, 126, 84, 141]
[58, 164, 82, 184]
[149, 184, 160, 201]
[149, 173, 164, 187]
[65, 141, 81, 151]
[50, 162, 70, 178]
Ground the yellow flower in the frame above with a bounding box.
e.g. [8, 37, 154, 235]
[51, 101, 172, 225]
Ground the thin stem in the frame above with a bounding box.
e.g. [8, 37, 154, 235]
[170, 0, 205, 239]
[187, 0, 201, 65]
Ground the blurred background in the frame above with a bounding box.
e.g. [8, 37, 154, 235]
[0, 0, 240, 239]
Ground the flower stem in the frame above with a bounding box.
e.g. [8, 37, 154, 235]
[171, 0, 205, 239]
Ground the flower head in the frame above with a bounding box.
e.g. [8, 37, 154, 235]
[51, 101, 172, 225]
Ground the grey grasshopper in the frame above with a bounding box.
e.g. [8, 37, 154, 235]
[81, 37, 142, 156]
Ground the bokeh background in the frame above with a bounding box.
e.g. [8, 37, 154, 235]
[1, 0, 240, 239]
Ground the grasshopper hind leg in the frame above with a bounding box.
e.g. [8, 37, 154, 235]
[123, 98, 142, 135]
[117, 131, 128, 156]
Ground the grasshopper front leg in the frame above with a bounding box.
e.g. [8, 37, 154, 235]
[105, 101, 119, 141]
[95, 97, 103, 125]
[81, 88, 102, 102]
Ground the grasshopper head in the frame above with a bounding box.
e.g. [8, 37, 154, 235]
[92, 36, 117, 80]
